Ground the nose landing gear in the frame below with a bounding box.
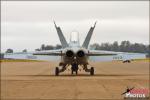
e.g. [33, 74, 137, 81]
[83, 65, 94, 75]
[71, 63, 78, 75]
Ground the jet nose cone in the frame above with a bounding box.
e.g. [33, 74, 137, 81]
[74, 56, 77, 59]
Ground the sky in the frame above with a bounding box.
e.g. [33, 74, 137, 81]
[1, 1, 149, 52]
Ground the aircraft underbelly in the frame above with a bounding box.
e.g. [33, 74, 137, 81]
[62, 56, 88, 65]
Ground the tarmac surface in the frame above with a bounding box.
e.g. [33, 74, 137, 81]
[1, 60, 149, 100]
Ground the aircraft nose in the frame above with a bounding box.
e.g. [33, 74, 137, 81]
[74, 56, 77, 59]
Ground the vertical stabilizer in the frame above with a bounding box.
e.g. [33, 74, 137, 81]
[82, 21, 97, 49]
[54, 21, 68, 48]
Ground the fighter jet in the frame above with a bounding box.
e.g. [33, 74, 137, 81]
[32, 21, 118, 75]
[4, 21, 146, 76]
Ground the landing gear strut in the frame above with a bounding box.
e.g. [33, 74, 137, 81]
[90, 67, 94, 75]
[55, 64, 67, 76]
[83, 65, 94, 75]
[71, 63, 78, 75]
[55, 67, 59, 76]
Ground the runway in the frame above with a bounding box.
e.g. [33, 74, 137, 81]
[1, 60, 149, 100]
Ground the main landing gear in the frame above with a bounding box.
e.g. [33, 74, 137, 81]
[55, 64, 95, 76]
[90, 67, 94, 75]
[55, 67, 59, 76]
[55, 63, 67, 76]
[83, 65, 94, 75]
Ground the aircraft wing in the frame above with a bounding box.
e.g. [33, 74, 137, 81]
[4, 49, 64, 61]
[87, 50, 121, 56]
[32, 49, 64, 56]
[88, 50, 146, 62]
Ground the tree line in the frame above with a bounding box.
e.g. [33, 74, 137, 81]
[90, 41, 149, 53]
[5, 44, 62, 53]
[5, 41, 149, 55]
[35, 44, 62, 51]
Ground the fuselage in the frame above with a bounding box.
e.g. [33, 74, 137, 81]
[61, 32, 89, 65]
[62, 46, 88, 65]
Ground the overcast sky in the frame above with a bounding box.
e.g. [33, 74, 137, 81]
[1, 1, 149, 52]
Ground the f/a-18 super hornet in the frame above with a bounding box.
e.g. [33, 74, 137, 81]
[4, 21, 146, 76]
[32, 21, 118, 75]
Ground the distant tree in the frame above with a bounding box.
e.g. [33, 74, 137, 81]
[112, 41, 119, 51]
[5, 49, 13, 53]
[55, 44, 62, 49]
[131, 43, 147, 53]
[41, 44, 45, 50]
[22, 49, 27, 52]
[90, 43, 100, 50]
[120, 41, 127, 52]
[100, 43, 112, 51]
[35, 48, 41, 51]
[99, 43, 105, 50]
[39, 44, 54, 50]
[125, 41, 131, 52]
[44, 45, 54, 50]
[90, 41, 149, 54]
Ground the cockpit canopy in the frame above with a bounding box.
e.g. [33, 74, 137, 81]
[69, 31, 80, 47]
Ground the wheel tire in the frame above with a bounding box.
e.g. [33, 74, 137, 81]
[90, 67, 94, 75]
[55, 67, 59, 76]
[71, 70, 73, 75]
[76, 70, 78, 75]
